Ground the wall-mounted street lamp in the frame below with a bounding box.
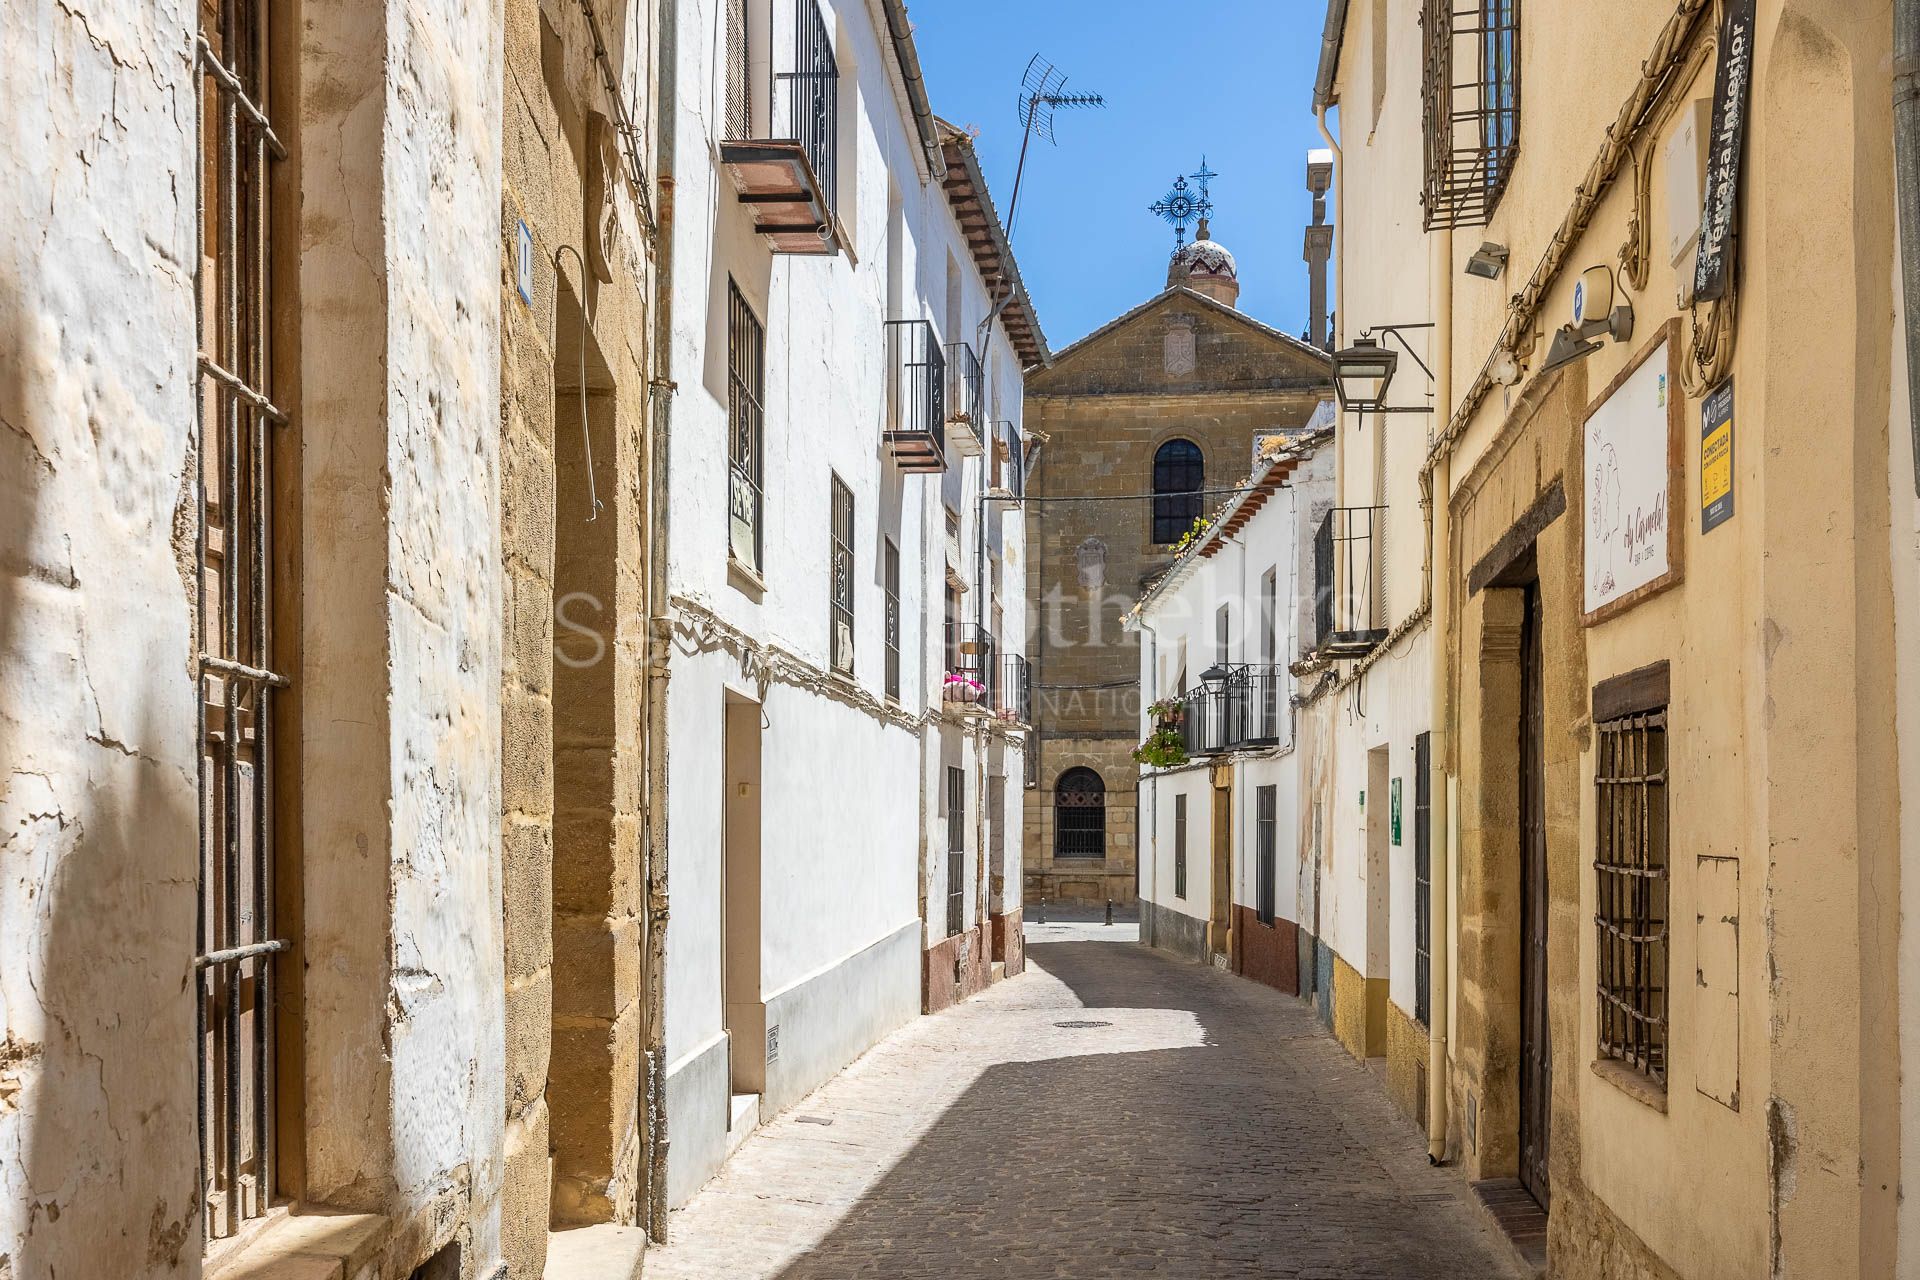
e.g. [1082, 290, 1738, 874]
[1331, 323, 1436, 416]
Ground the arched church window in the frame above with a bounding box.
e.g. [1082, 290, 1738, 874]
[1152, 439, 1205, 544]
[1054, 767, 1107, 860]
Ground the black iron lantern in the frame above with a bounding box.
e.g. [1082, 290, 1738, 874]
[1332, 336, 1399, 413]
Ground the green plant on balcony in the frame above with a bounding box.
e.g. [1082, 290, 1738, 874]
[1131, 725, 1189, 770]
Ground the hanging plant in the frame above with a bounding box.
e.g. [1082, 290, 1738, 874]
[1131, 726, 1189, 769]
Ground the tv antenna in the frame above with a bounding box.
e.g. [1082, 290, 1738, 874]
[1006, 54, 1105, 241]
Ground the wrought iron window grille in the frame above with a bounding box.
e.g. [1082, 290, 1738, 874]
[728, 281, 766, 572]
[1055, 767, 1107, 861]
[195, 0, 288, 1242]
[947, 767, 966, 938]
[1594, 708, 1669, 1085]
[1151, 439, 1205, 544]
[829, 475, 855, 673]
[1421, 0, 1521, 230]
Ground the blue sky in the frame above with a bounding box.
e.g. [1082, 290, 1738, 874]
[909, 1, 1332, 353]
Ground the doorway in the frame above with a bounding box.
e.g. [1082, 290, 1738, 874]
[1517, 582, 1551, 1210]
[722, 695, 765, 1118]
[1209, 780, 1232, 964]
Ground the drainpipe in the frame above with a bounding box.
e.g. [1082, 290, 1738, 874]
[1426, 225, 1453, 1165]
[641, 0, 677, 1239]
[1314, 100, 1345, 524]
[1898, 0, 1920, 495]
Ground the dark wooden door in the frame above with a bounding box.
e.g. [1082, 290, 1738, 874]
[1518, 583, 1552, 1210]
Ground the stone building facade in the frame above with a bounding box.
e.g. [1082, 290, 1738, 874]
[1308, 1, 1915, 1277]
[1022, 247, 1331, 908]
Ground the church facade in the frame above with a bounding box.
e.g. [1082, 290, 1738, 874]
[1022, 216, 1332, 907]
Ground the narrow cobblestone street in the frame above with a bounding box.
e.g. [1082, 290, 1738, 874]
[646, 925, 1522, 1279]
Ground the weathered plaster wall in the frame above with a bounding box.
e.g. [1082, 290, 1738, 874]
[0, 1, 202, 1274]
[298, 0, 509, 1269]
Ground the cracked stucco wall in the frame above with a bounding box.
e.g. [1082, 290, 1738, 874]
[1, 0, 203, 1276]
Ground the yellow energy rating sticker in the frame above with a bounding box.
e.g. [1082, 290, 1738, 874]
[1701, 380, 1734, 533]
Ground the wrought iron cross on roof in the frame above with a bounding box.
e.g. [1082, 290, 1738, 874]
[1151, 157, 1218, 247]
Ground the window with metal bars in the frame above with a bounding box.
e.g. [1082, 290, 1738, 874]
[1054, 767, 1105, 860]
[1421, 0, 1521, 229]
[1151, 438, 1205, 544]
[195, 0, 289, 1243]
[947, 767, 966, 937]
[883, 538, 900, 700]
[1594, 707, 1669, 1085]
[723, 0, 749, 141]
[829, 474, 854, 673]
[1414, 732, 1433, 1026]
[728, 281, 765, 573]
[1173, 793, 1189, 899]
[1255, 786, 1277, 925]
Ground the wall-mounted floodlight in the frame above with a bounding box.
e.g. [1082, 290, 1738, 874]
[1466, 241, 1510, 280]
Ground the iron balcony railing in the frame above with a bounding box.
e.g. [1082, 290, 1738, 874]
[725, 0, 838, 204]
[772, 0, 838, 209]
[945, 341, 983, 426]
[941, 625, 1031, 724]
[1314, 506, 1389, 658]
[884, 320, 946, 471]
[1421, 0, 1521, 229]
[1170, 665, 1287, 758]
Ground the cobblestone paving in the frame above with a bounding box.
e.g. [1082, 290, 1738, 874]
[645, 929, 1521, 1280]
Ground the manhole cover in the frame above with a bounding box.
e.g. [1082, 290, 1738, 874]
[1053, 1020, 1112, 1029]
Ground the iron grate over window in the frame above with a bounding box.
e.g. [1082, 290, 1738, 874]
[947, 767, 966, 938]
[777, 0, 838, 210]
[1255, 786, 1277, 926]
[1414, 732, 1433, 1026]
[1173, 793, 1189, 899]
[1151, 438, 1205, 544]
[1421, 0, 1521, 230]
[728, 281, 765, 572]
[829, 474, 854, 673]
[1594, 708, 1669, 1085]
[883, 539, 901, 700]
[195, 0, 291, 1242]
[1054, 767, 1106, 860]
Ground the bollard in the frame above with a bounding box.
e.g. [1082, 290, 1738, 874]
[1038, 897, 1047, 924]
[1105, 898, 1114, 926]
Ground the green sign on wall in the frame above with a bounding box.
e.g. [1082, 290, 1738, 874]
[1390, 778, 1403, 846]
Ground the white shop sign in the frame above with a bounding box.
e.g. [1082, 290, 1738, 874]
[1584, 322, 1684, 624]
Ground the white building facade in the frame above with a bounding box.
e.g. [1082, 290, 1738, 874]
[659, 0, 1045, 1206]
[1130, 428, 1333, 990]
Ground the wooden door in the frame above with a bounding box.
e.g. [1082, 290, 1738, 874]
[1517, 583, 1552, 1210]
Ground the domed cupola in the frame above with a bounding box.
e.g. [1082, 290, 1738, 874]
[1167, 217, 1240, 308]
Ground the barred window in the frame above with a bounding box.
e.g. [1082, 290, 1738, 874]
[947, 767, 966, 937]
[1055, 767, 1105, 860]
[723, 0, 749, 141]
[883, 539, 901, 700]
[728, 282, 765, 572]
[1255, 786, 1277, 925]
[829, 475, 854, 673]
[1421, 0, 1521, 229]
[1173, 793, 1189, 899]
[1595, 704, 1669, 1085]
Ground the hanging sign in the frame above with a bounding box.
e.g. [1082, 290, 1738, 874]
[1584, 321, 1685, 625]
[1693, 0, 1756, 304]
[1701, 380, 1735, 533]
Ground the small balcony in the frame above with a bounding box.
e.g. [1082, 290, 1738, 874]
[718, 0, 843, 256]
[944, 341, 984, 458]
[940, 626, 1030, 724]
[1314, 506, 1389, 659]
[1173, 664, 1288, 758]
[884, 320, 947, 473]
